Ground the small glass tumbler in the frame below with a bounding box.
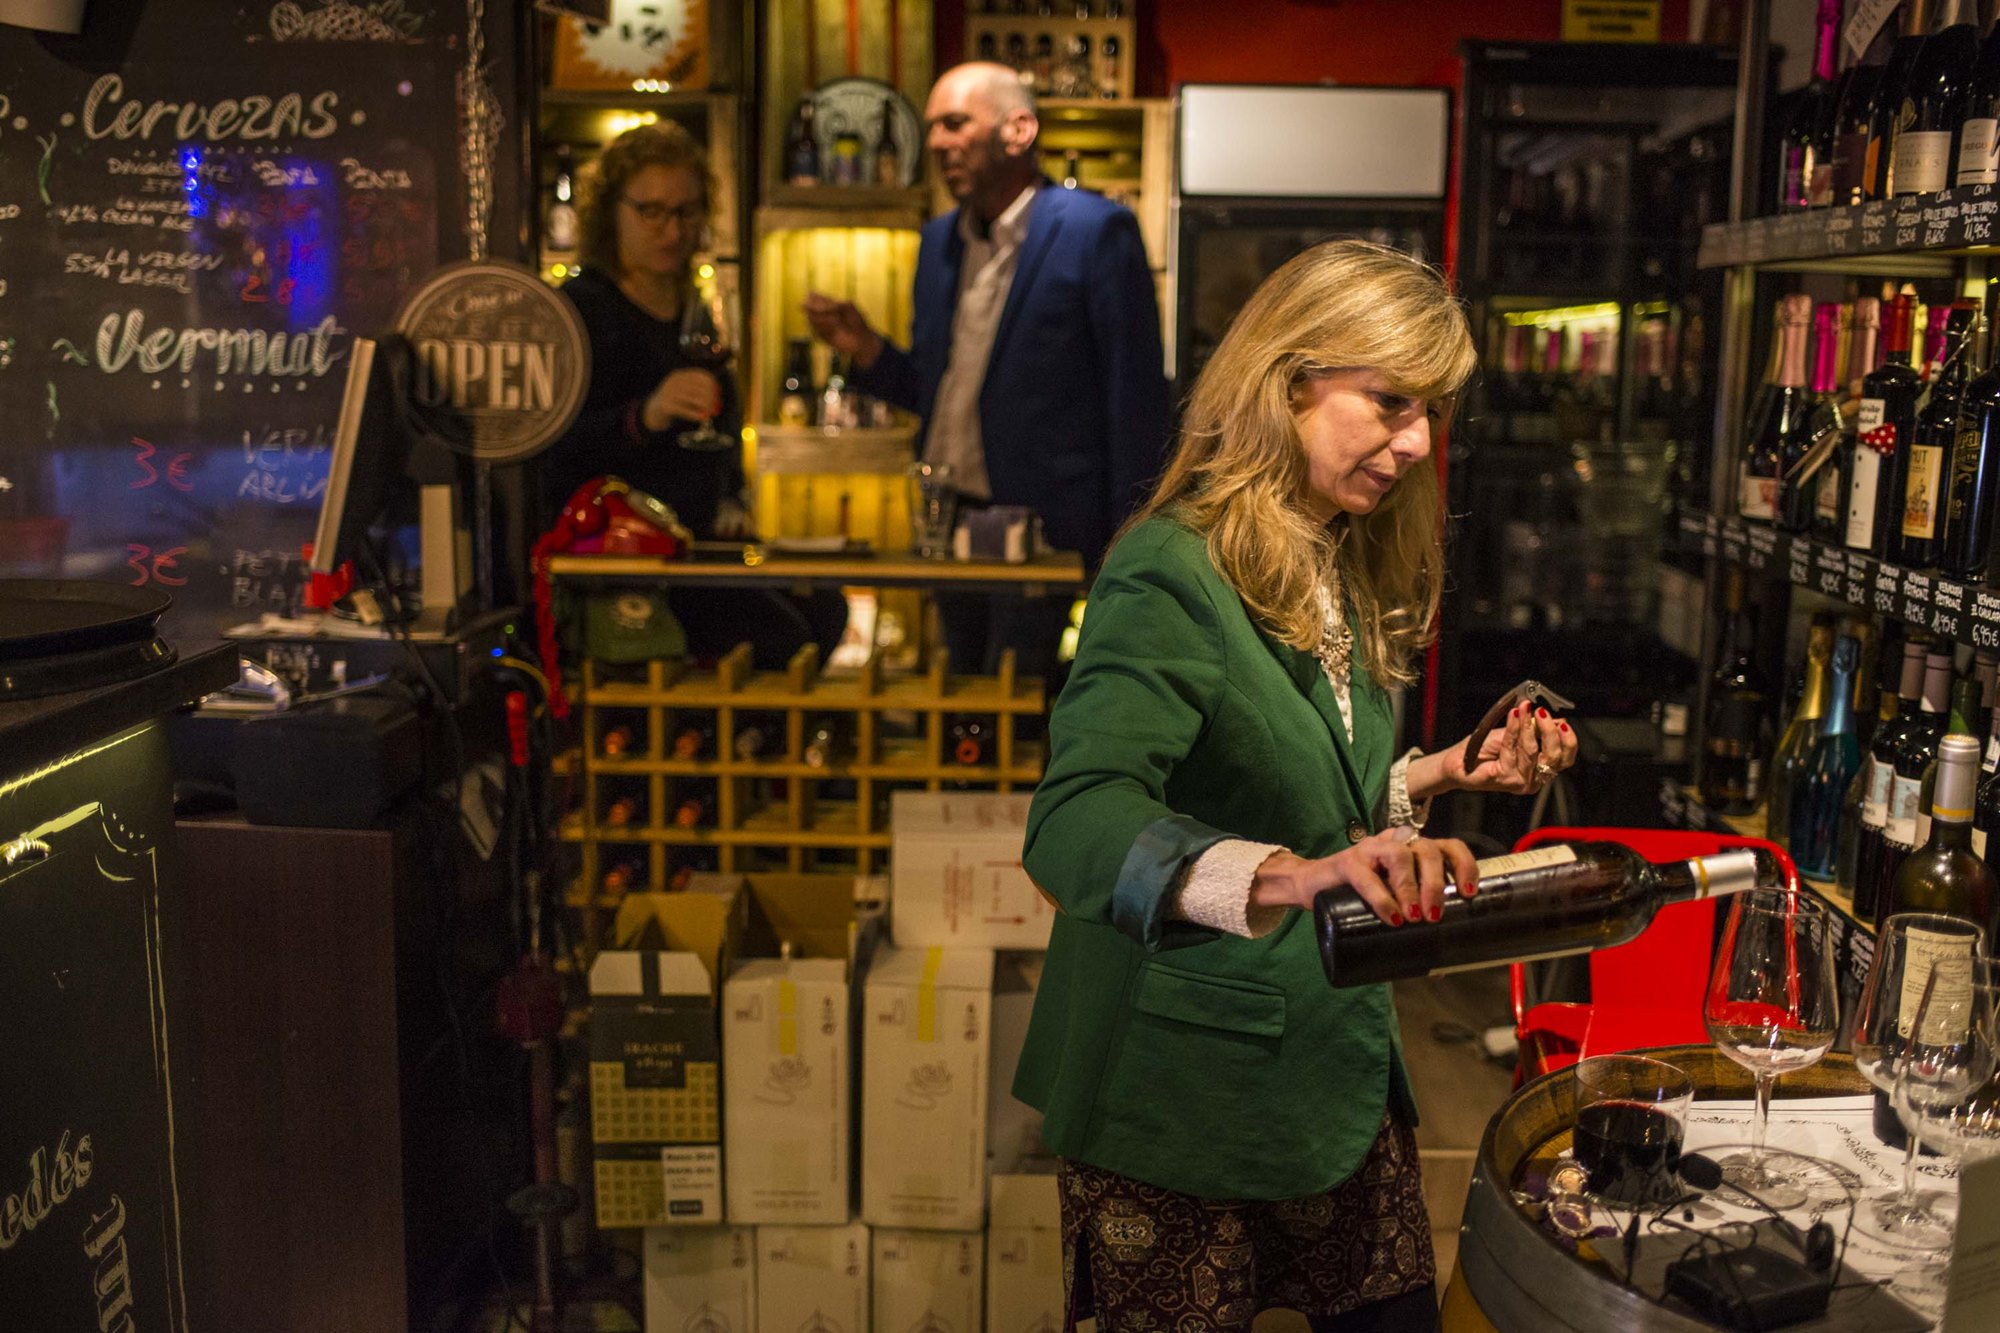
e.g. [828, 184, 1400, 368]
[906, 461, 957, 560]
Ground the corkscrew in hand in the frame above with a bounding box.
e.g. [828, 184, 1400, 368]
[1457, 679, 1579, 795]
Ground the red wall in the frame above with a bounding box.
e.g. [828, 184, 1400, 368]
[938, 1, 1695, 94]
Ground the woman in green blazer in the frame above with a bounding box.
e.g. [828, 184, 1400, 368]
[1016, 241, 1578, 1331]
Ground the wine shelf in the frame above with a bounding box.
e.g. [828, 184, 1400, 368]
[1677, 509, 2000, 653]
[1696, 184, 2000, 271]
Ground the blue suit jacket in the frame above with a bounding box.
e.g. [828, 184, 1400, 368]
[854, 181, 1171, 565]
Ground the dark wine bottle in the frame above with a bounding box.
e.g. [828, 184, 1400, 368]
[1856, 639, 1931, 920]
[1851, 293, 1922, 556]
[1834, 24, 1896, 204]
[1944, 317, 2000, 581]
[1744, 295, 1812, 522]
[1971, 691, 2000, 860]
[1877, 649, 1957, 918]
[1839, 635, 1906, 895]
[786, 97, 821, 187]
[1868, 0, 1936, 198]
[1798, 303, 1852, 538]
[1915, 671, 1983, 846]
[674, 779, 716, 828]
[672, 719, 715, 761]
[949, 715, 994, 766]
[1769, 616, 1836, 845]
[1893, 734, 1998, 928]
[1895, 301, 1979, 568]
[1781, 0, 1846, 209]
[602, 723, 636, 759]
[1700, 568, 1772, 815]
[1893, 0, 1980, 196]
[1313, 843, 1780, 988]
[802, 715, 851, 768]
[1958, 3, 2000, 184]
[1793, 635, 1865, 879]
[778, 338, 815, 427]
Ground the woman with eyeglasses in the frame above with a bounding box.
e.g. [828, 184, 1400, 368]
[542, 121, 749, 540]
[544, 122, 843, 667]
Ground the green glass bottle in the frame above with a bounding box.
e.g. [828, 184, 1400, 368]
[1768, 616, 1835, 848]
[1893, 733, 1998, 927]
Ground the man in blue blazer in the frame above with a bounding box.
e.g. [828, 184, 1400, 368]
[805, 62, 1171, 677]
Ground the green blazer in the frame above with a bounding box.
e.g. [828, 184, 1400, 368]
[1014, 513, 1417, 1200]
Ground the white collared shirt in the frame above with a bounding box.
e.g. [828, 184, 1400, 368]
[924, 182, 1041, 500]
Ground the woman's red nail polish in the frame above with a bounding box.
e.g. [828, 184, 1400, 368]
[1387, 912, 1403, 927]
[1559, 720, 1570, 733]
[1536, 707, 1550, 719]
[1428, 906, 1442, 922]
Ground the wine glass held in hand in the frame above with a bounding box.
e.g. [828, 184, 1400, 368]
[1850, 910, 1987, 1248]
[675, 286, 735, 452]
[1702, 888, 1840, 1211]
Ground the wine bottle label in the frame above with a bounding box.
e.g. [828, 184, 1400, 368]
[1975, 827, 1989, 859]
[1893, 130, 1953, 195]
[1887, 773, 1922, 846]
[1898, 927, 1979, 1044]
[1916, 811, 1932, 846]
[1739, 469, 1777, 522]
[1959, 118, 2000, 187]
[1857, 398, 1887, 433]
[1847, 445, 1883, 549]
[1902, 443, 1944, 539]
[1471, 845, 1577, 878]
[1863, 756, 1891, 827]
[1815, 458, 1843, 522]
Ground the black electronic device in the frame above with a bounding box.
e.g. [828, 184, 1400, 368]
[230, 689, 422, 828]
[1663, 1235, 1833, 1330]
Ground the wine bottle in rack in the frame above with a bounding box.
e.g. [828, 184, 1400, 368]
[1972, 697, 2000, 858]
[1851, 293, 1920, 556]
[1313, 842, 1781, 988]
[1700, 568, 1771, 816]
[672, 719, 715, 761]
[1896, 301, 1979, 568]
[778, 339, 815, 428]
[1777, 0, 1843, 209]
[1834, 23, 1895, 204]
[1894, 734, 1998, 926]
[1876, 649, 1956, 918]
[786, 97, 821, 187]
[1840, 633, 1907, 895]
[546, 143, 578, 252]
[802, 715, 851, 769]
[1793, 635, 1864, 879]
[1796, 303, 1851, 536]
[1770, 616, 1836, 847]
[949, 715, 995, 766]
[1916, 673, 1982, 849]
[1868, 0, 1934, 199]
[674, 779, 716, 829]
[1894, 0, 1980, 196]
[1856, 639, 1930, 919]
[1945, 325, 2000, 581]
[1960, 6, 2000, 185]
[602, 723, 636, 759]
[1742, 297, 1810, 522]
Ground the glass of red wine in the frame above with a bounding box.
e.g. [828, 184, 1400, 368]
[1702, 888, 1840, 1210]
[676, 284, 734, 452]
[1572, 1053, 1695, 1204]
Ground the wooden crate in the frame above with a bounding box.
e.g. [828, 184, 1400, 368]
[557, 643, 1044, 955]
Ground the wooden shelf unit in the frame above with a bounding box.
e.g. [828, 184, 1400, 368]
[560, 642, 1044, 946]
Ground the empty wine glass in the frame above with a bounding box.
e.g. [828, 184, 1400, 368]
[1702, 888, 1840, 1210]
[676, 283, 734, 452]
[1896, 953, 2000, 1170]
[1852, 911, 1987, 1247]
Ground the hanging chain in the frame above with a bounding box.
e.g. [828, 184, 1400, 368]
[458, 0, 504, 263]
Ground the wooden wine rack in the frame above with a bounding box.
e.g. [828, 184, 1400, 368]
[556, 642, 1044, 950]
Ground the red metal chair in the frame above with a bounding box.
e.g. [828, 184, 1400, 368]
[1507, 826, 1800, 1084]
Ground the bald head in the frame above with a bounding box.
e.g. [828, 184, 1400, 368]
[926, 61, 1042, 219]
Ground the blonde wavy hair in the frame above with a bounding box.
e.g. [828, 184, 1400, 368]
[1133, 240, 1476, 687]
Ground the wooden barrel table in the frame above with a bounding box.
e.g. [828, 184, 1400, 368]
[1442, 1045, 1871, 1332]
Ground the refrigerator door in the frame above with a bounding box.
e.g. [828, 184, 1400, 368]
[1177, 85, 1449, 199]
[1173, 201, 1443, 385]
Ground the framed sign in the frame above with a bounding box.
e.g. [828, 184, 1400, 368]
[551, 0, 708, 91]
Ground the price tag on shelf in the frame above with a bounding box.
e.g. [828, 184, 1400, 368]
[1971, 588, 2000, 652]
[1967, 194, 1999, 245]
[1902, 568, 1935, 627]
[1813, 543, 1847, 599]
[1924, 199, 1960, 248]
[1789, 545, 1813, 587]
[1860, 200, 1890, 251]
[1893, 202, 1924, 249]
[1874, 565, 1902, 616]
[1746, 524, 1778, 570]
[1846, 551, 1873, 606]
[1824, 210, 1854, 254]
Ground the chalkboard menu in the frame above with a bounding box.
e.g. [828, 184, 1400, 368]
[0, 3, 509, 635]
[0, 718, 189, 1329]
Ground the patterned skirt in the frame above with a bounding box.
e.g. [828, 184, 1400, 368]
[1057, 1112, 1436, 1329]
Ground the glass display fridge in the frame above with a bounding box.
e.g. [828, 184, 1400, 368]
[1171, 83, 1452, 386]
[1439, 41, 1740, 838]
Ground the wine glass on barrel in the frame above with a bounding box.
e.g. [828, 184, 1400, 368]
[1702, 887, 1840, 1210]
[1571, 1053, 1696, 1206]
[675, 282, 734, 452]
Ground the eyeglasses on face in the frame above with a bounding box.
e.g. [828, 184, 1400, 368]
[621, 197, 705, 228]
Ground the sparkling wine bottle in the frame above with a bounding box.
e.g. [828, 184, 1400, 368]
[1313, 843, 1780, 988]
[1850, 293, 1921, 555]
[1834, 23, 1896, 204]
[1794, 304, 1851, 536]
[1793, 636, 1864, 879]
[1780, 0, 1845, 209]
[1769, 616, 1836, 844]
[1744, 296, 1811, 522]
[1892, 0, 1980, 196]
[1867, 0, 1935, 199]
